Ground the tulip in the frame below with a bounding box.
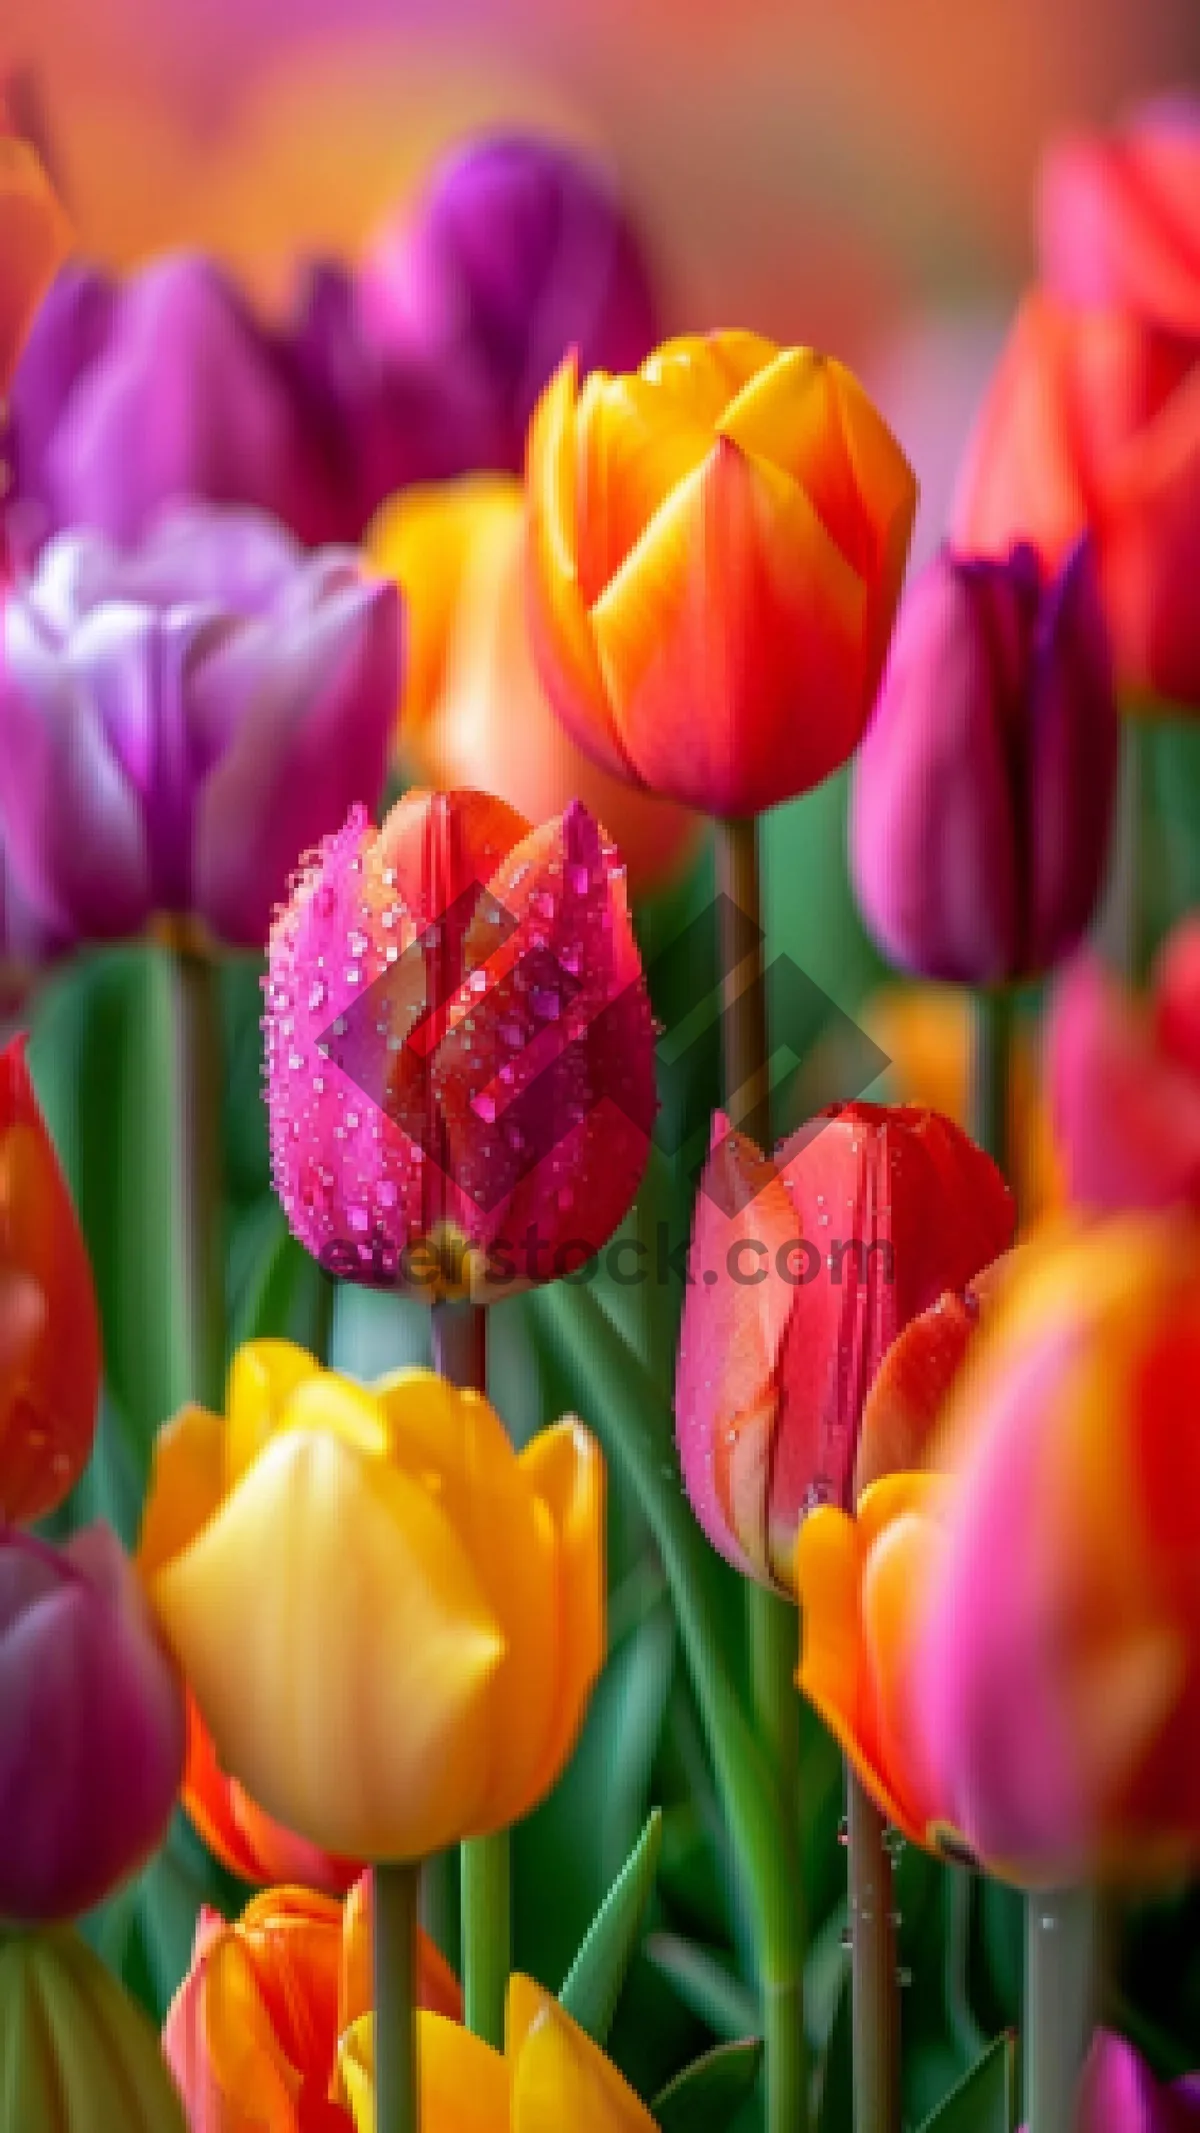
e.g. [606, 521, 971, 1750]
[0, 1924, 186, 2133]
[0, 129, 68, 393]
[916, 1214, 1200, 1884]
[362, 132, 661, 475]
[675, 1101, 1014, 1588]
[1049, 920, 1200, 1212]
[337, 1972, 657, 2133]
[1036, 2031, 1200, 2131]
[369, 474, 700, 898]
[5, 256, 348, 557]
[164, 1878, 460, 2133]
[0, 1522, 184, 1918]
[140, 1342, 605, 1861]
[795, 1473, 951, 1850]
[853, 1265, 1002, 1498]
[851, 539, 1118, 984]
[1040, 96, 1200, 340]
[0, 1034, 100, 1522]
[264, 788, 656, 1301]
[184, 1692, 358, 1897]
[0, 505, 399, 948]
[525, 330, 918, 816]
[952, 292, 1200, 709]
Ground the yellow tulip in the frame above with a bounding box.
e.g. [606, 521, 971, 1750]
[337, 1973, 659, 2132]
[525, 331, 917, 817]
[368, 474, 700, 898]
[139, 1341, 605, 1862]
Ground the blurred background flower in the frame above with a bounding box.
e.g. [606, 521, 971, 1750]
[0, 1925, 187, 2133]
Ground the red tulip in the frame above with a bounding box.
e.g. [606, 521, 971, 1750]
[0, 1034, 100, 1524]
[1049, 918, 1200, 1213]
[675, 1102, 1015, 1588]
[1040, 96, 1200, 340]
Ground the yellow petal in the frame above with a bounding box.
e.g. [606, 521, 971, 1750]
[639, 332, 779, 424]
[225, 1339, 323, 1489]
[138, 1402, 227, 1582]
[574, 370, 713, 599]
[337, 2011, 509, 2133]
[368, 474, 521, 743]
[152, 1429, 504, 1860]
[373, 1371, 565, 1829]
[526, 357, 637, 784]
[508, 1975, 659, 2133]
[517, 1420, 607, 1809]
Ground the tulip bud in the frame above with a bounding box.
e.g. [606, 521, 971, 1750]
[164, 1876, 459, 2132]
[0, 1034, 100, 1522]
[526, 331, 917, 817]
[0, 129, 68, 393]
[363, 133, 660, 471]
[0, 1523, 184, 1919]
[1049, 920, 1200, 1213]
[1051, 2032, 1200, 2131]
[675, 1101, 1014, 1589]
[851, 540, 1118, 985]
[264, 789, 656, 1302]
[0, 505, 400, 949]
[916, 1214, 1200, 1884]
[0, 1924, 186, 2132]
[1040, 95, 1200, 338]
[141, 1345, 605, 1862]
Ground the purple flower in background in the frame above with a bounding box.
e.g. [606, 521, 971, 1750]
[1020, 2031, 1200, 2131]
[362, 132, 661, 471]
[5, 255, 349, 558]
[0, 505, 400, 949]
[0, 1523, 184, 1920]
[851, 539, 1118, 986]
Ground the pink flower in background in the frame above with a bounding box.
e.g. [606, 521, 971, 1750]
[0, 505, 399, 948]
[1040, 95, 1200, 339]
[1049, 916, 1200, 1213]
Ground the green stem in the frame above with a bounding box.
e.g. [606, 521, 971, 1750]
[527, 1279, 805, 2133]
[373, 1863, 420, 2133]
[169, 946, 225, 1411]
[431, 1301, 510, 2051]
[1024, 1889, 1097, 2133]
[847, 1772, 901, 2133]
[715, 815, 808, 2133]
[461, 1832, 511, 2050]
[969, 988, 1013, 1180]
[1107, 716, 1149, 987]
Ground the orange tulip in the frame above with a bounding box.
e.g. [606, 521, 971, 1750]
[368, 474, 701, 898]
[526, 331, 917, 816]
[0, 1034, 100, 1523]
[184, 1695, 358, 1899]
[0, 129, 68, 392]
[795, 1473, 952, 1852]
[163, 1877, 460, 2133]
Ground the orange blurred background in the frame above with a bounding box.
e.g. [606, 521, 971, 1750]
[5, 0, 1198, 554]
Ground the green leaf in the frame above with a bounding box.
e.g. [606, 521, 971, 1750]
[652, 2039, 764, 2133]
[232, 1197, 333, 1358]
[560, 1811, 663, 2046]
[916, 2034, 1017, 2133]
[646, 1932, 758, 2043]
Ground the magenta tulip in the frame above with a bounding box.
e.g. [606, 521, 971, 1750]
[0, 1523, 184, 1919]
[851, 539, 1117, 985]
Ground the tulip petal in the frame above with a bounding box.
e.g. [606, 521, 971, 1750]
[152, 1428, 505, 1859]
[225, 1338, 325, 1489]
[508, 1973, 660, 2132]
[526, 356, 642, 785]
[590, 437, 867, 816]
[0, 134, 70, 393]
[138, 1402, 228, 1581]
[337, 2011, 509, 2133]
[518, 1420, 607, 1807]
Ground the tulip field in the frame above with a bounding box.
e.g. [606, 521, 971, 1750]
[3, 53, 1200, 2133]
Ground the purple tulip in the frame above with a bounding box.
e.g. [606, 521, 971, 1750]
[1020, 2031, 1200, 2131]
[0, 505, 401, 949]
[0, 1523, 184, 1919]
[5, 255, 348, 559]
[362, 132, 661, 471]
[851, 539, 1118, 985]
